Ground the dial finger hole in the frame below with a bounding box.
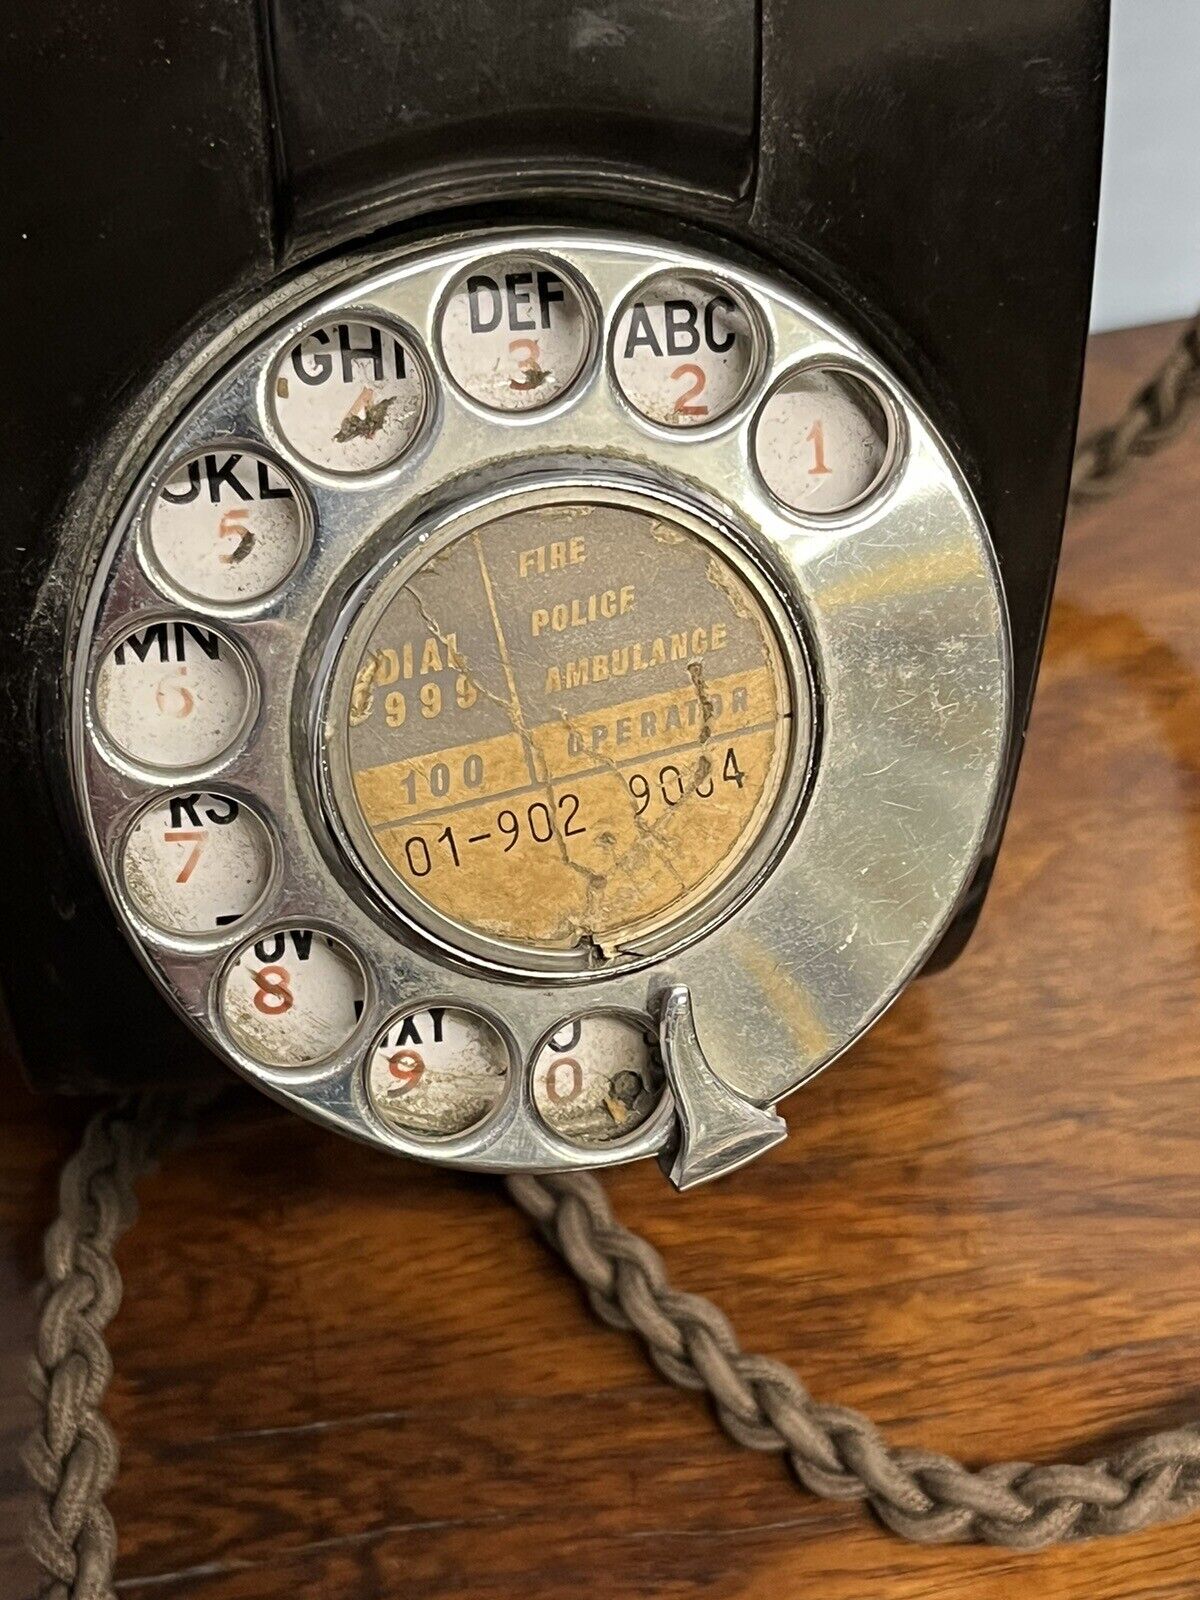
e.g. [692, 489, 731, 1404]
[754, 366, 895, 515]
[438, 255, 592, 412]
[365, 1005, 509, 1138]
[92, 619, 255, 771]
[612, 273, 759, 428]
[531, 1013, 665, 1145]
[272, 318, 429, 474]
[221, 927, 366, 1067]
[121, 791, 272, 935]
[147, 449, 308, 604]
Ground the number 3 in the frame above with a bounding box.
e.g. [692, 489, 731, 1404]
[509, 338, 543, 391]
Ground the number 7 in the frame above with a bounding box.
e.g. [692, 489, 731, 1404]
[163, 829, 205, 883]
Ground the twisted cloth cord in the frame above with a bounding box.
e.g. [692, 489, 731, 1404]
[1070, 309, 1200, 500]
[505, 1171, 1200, 1549]
[23, 1096, 196, 1600]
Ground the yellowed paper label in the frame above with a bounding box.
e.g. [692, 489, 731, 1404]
[336, 499, 794, 955]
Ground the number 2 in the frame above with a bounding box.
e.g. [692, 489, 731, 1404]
[671, 363, 709, 417]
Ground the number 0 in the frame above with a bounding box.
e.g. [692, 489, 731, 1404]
[546, 1056, 583, 1103]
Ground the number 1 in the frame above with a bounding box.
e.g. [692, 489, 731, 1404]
[806, 419, 832, 476]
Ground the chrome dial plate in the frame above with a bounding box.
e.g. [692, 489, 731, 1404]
[69, 229, 1010, 1180]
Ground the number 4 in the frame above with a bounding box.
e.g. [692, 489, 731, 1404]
[722, 748, 746, 789]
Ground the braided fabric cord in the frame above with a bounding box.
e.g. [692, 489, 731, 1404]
[1070, 309, 1200, 500]
[23, 1097, 189, 1600]
[505, 1171, 1200, 1549]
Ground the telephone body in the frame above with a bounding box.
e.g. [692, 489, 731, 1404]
[0, 1, 1108, 1183]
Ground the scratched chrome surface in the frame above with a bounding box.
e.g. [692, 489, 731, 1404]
[67, 229, 1011, 1174]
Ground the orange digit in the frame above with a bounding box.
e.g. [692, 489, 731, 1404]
[163, 829, 205, 883]
[806, 419, 832, 476]
[155, 667, 194, 718]
[218, 508, 255, 565]
[252, 965, 293, 1014]
[387, 1048, 425, 1092]
[509, 338, 546, 392]
[546, 1056, 583, 1103]
[671, 363, 709, 417]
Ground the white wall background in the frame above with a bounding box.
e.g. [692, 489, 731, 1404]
[1092, 0, 1200, 330]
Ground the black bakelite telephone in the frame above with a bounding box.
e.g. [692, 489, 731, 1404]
[0, 0, 1108, 1185]
[19, 0, 1200, 1580]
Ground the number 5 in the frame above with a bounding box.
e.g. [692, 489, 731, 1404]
[218, 508, 255, 565]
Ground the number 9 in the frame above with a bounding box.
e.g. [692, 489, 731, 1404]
[388, 1048, 425, 1091]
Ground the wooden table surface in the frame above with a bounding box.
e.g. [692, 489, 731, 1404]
[2, 321, 1199, 1600]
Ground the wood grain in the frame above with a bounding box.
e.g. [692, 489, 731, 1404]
[2, 320, 1199, 1599]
